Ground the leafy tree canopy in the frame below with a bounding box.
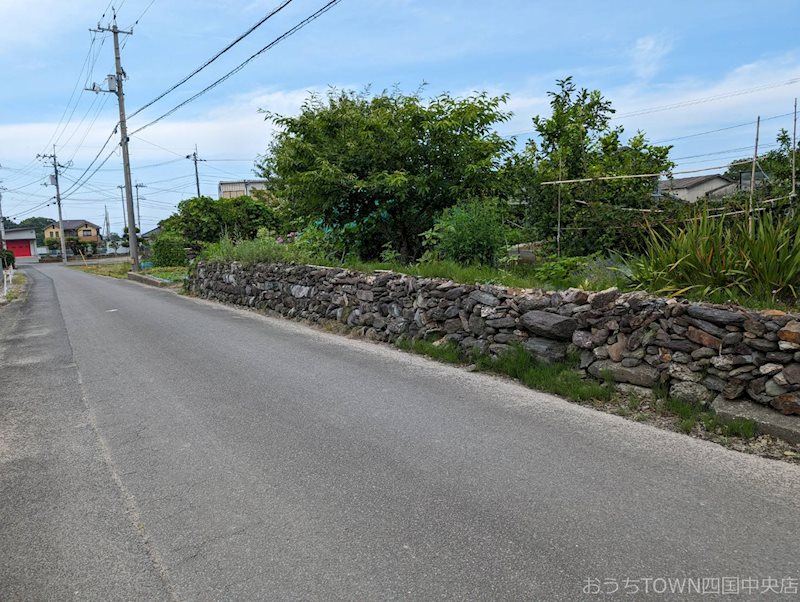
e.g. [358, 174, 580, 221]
[160, 195, 277, 245]
[518, 77, 675, 255]
[18, 216, 55, 245]
[257, 87, 515, 260]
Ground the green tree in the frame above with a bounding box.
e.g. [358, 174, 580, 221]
[18, 217, 55, 246]
[423, 198, 509, 266]
[120, 226, 140, 248]
[160, 195, 276, 246]
[518, 77, 675, 255]
[151, 232, 188, 267]
[724, 129, 798, 197]
[257, 88, 515, 261]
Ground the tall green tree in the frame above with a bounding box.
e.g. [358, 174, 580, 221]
[18, 216, 55, 245]
[519, 77, 675, 255]
[257, 88, 515, 260]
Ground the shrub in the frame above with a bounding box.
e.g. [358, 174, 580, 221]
[151, 233, 188, 267]
[629, 210, 800, 305]
[1, 249, 15, 269]
[423, 198, 509, 266]
[201, 236, 311, 266]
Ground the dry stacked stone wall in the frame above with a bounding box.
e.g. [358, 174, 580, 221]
[189, 261, 800, 417]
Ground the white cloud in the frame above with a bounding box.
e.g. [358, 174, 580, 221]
[631, 34, 673, 80]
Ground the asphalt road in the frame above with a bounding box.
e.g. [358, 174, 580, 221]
[2, 264, 799, 601]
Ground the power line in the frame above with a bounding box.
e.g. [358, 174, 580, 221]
[131, 135, 187, 156]
[59, 126, 120, 198]
[653, 112, 794, 144]
[614, 77, 800, 120]
[672, 142, 779, 162]
[127, 0, 294, 120]
[128, 0, 158, 29]
[130, 0, 344, 136]
[539, 160, 754, 186]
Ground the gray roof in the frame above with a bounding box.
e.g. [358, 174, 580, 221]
[46, 220, 100, 230]
[658, 174, 732, 190]
[141, 226, 162, 238]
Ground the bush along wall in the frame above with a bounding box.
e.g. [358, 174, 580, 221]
[189, 261, 800, 418]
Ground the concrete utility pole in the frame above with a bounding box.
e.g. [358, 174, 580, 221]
[134, 182, 146, 228]
[103, 205, 111, 252]
[186, 146, 205, 198]
[90, 14, 139, 270]
[792, 98, 797, 204]
[117, 184, 127, 230]
[38, 147, 68, 265]
[748, 116, 761, 236]
[0, 186, 6, 251]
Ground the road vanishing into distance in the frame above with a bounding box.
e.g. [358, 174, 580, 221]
[2, 263, 799, 601]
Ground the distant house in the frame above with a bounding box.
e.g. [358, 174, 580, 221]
[3, 227, 39, 258]
[43, 220, 102, 243]
[658, 175, 737, 203]
[218, 180, 268, 199]
[141, 226, 162, 240]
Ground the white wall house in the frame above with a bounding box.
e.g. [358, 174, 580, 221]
[3, 228, 39, 258]
[218, 180, 268, 199]
[658, 175, 737, 203]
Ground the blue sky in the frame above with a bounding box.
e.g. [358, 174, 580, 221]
[1, 0, 799, 234]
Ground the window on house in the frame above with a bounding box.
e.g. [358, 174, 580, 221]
[82, 229, 92, 237]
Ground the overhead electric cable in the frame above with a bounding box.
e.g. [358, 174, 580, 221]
[130, 0, 343, 136]
[539, 160, 754, 186]
[128, 0, 294, 120]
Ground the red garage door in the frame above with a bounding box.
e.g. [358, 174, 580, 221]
[6, 240, 32, 257]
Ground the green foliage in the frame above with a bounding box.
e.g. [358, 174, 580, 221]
[201, 236, 312, 266]
[724, 129, 799, 198]
[45, 238, 61, 251]
[422, 198, 509, 267]
[629, 210, 800, 305]
[160, 195, 277, 246]
[141, 266, 187, 282]
[65, 237, 92, 255]
[516, 77, 675, 255]
[473, 344, 614, 402]
[291, 223, 350, 263]
[120, 226, 141, 248]
[721, 417, 758, 439]
[204, 233, 623, 292]
[663, 397, 758, 439]
[258, 87, 515, 261]
[395, 338, 464, 364]
[151, 233, 188, 267]
[1, 249, 15, 268]
[17, 217, 54, 246]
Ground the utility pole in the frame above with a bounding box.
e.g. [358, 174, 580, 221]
[134, 182, 146, 228]
[0, 186, 6, 251]
[38, 147, 68, 265]
[117, 184, 127, 230]
[748, 116, 760, 236]
[90, 13, 139, 270]
[792, 98, 797, 205]
[186, 146, 205, 198]
[103, 205, 111, 253]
